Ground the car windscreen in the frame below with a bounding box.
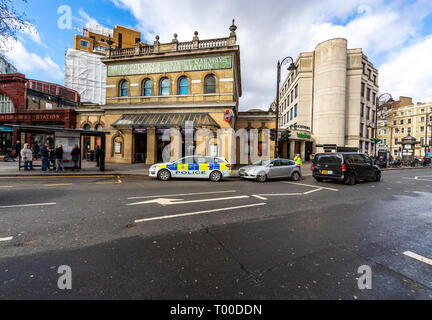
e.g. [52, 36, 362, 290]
[252, 159, 272, 166]
[314, 154, 342, 165]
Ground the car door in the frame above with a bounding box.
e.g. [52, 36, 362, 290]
[351, 154, 368, 179]
[267, 160, 284, 178]
[280, 160, 294, 178]
[362, 154, 375, 179]
[172, 156, 194, 178]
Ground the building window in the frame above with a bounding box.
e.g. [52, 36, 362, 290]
[290, 91, 293, 103]
[408, 127, 411, 134]
[360, 123, 364, 137]
[362, 62, 365, 74]
[361, 82, 365, 97]
[118, 33, 123, 49]
[371, 110, 375, 122]
[407, 118, 411, 124]
[119, 80, 128, 97]
[80, 40, 89, 47]
[295, 85, 298, 98]
[393, 120, 396, 125]
[294, 104, 298, 117]
[160, 78, 170, 96]
[421, 108, 425, 113]
[366, 87, 371, 101]
[400, 120, 404, 125]
[0, 94, 14, 113]
[366, 107, 370, 120]
[360, 103, 364, 117]
[372, 92, 376, 105]
[421, 117, 425, 122]
[290, 107, 293, 120]
[420, 126, 425, 132]
[94, 45, 106, 53]
[178, 77, 189, 95]
[142, 79, 152, 96]
[373, 75, 377, 85]
[204, 74, 216, 94]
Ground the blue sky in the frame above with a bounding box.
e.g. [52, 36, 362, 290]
[6, 0, 432, 109]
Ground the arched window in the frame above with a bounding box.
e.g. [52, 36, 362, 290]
[119, 80, 128, 97]
[142, 79, 152, 96]
[83, 124, 91, 131]
[0, 94, 14, 113]
[204, 75, 216, 94]
[160, 78, 170, 96]
[178, 77, 189, 95]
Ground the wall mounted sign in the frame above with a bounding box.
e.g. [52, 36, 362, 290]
[107, 55, 232, 77]
[297, 132, 311, 139]
[224, 110, 234, 123]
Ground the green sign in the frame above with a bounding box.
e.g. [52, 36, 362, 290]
[107, 55, 232, 77]
[297, 132, 311, 139]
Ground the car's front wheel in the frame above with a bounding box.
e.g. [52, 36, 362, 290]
[375, 171, 381, 182]
[256, 172, 267, 182]
[346, 173, 356, 185]
[157, 169, 171, 181]
[209, 170, 222, 182]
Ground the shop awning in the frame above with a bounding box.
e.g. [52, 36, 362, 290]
[112, 113, 220, 129]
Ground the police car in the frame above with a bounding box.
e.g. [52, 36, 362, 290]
[149, 156, 232, 182]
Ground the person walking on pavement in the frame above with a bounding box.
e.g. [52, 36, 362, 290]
[40, 143, 50, 172]
[294, 153, 302, 166]
[53, 144, 65, 173]
[71, 144, 80, 171]
[14, 140, 21, 160]
[20, 143, 33, 171]
[95, 145, 101, 167]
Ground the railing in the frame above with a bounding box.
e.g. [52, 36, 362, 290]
[198, 38, 228, 48]
[178, 41, 194, 51]
[139, 46, 153, 55]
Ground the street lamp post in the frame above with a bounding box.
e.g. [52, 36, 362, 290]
[275, 56, 296, 158]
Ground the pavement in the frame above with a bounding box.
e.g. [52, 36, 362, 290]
[1, 168, 432, 299]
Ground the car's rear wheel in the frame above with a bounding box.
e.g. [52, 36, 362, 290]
[256, 172, 267, 182]
[291, 171, 300, 181]
[209, 170, 222, 182]
[346, 173, 356, 185]
[375, 171, 381, 182]
[157, 169, 171, 181]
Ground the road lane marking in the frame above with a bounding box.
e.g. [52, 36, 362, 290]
[96, 181, 120, 184]
[0, 236, 13, 242]
[404, 177, 432, 182]
[0, 186, 12, 188]
[128, 190, 237, 200]
[134, 203, 266, 223]
[0, 175, 117, 179]
[0, 202, 56, 209]
[303, 188, 323, 194]
[403, 251, 432, 266]
[43, 183, 73, 187]
[128, 195, 249, 206]
[281, 181, 339, 191]
[258, 193, 303, 196]
[252, 194, 267, 200]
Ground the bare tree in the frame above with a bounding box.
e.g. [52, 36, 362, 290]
[0, 0, 31, 58]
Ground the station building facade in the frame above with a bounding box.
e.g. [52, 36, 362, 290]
[76, 21, 254, 165]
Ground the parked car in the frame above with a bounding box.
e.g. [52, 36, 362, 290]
[312, 152, 381, 185]
[149, 155, 231, 182]
[239, 158, 301, 182]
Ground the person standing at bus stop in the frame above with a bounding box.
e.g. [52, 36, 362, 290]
[20, 143, 33, 171]
[40, 143, 50, 172]
[53, 144, 65, 173]
[71, 144, 80, 172]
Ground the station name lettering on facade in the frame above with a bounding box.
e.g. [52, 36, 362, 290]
[107, 55, 232, 76]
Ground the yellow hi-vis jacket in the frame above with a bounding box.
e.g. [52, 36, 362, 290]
[294, 156, 302, 166]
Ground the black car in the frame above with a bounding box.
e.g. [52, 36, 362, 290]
[312, 152, 381, 185]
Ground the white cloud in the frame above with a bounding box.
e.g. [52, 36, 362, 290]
[110, 0, 432, 109]
[2, 36, 63, 82]
[76, 8, 100, 27]
[379, 35, 432, 103]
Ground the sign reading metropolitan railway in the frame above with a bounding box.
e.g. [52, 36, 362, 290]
[107, 55, 232, 76]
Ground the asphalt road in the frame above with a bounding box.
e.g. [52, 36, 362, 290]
[1, 168, 432, 299]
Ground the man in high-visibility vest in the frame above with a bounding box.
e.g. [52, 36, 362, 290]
[294, 154, 302, 166]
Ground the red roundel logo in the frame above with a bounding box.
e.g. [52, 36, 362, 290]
[224, 110, 234, 123]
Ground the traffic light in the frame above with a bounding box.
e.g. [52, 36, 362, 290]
[270, 129, 276, 141]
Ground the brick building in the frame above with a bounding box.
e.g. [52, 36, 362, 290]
[0, 73, 79, 155]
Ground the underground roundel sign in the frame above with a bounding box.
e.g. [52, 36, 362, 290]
[224, 110, 234, 123]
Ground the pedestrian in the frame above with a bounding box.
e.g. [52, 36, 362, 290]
[95, 145, 101, 167]
[20, 143, 33, 171]
[53, 144, 65, 173]
[71, 144, 81, 171]
[14, 140, 21, 160]
[294, 153, 302, 166]
[40, 143, 50, 172]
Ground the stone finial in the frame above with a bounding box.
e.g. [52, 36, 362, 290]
[154, 35, 160, 53]
[228, 19, 237, 45]
[192, 31, 199, 48]
[230, 19, 237, 33]
[155, 35, 160, 41]
[174, 33, 178, 39]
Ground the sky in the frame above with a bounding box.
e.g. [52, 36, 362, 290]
[5, 0, 432, 110]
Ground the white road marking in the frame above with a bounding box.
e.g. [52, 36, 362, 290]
[0, 236, 13, 242]
[258, 193, 303, 196]
[128, 195, 249, 206]
[43, 183, 73, 187]
[404, 177, 432, 182]
[252, 194, 268, 200]
[0, 186, 12, 188]
[128, 190, 237, 200]
[282, 181, 339, 191]
[403, 251, 432, 266]
[0, 202, 56, 209]
[134, 203, 266, 223]
[303, 188, 323, 194]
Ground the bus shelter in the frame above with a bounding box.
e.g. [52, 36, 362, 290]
[4, 124, 106, 172]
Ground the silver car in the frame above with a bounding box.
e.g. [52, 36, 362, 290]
[239, 158, 301, 182]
